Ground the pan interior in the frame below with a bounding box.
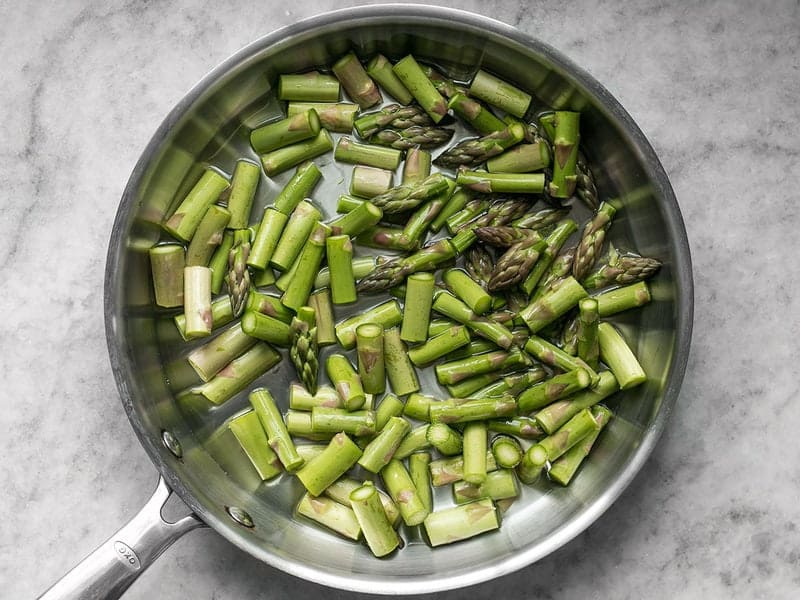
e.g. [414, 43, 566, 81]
[105, 6, 691, 594]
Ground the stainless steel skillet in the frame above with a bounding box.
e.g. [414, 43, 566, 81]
[40, 5, 693, 598]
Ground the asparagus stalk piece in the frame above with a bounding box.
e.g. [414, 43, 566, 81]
[420, 64, 468, 98]
[335, 299, 403, 349]
[456, 171, 545, 194]
[469, 69, 532, 118]
[350, 483, 401, 556]
[546, 111, 580, 198]
[523, 336, 599, 384]
[403, 393, 441, 422]
[296, 433, 363, 497]
[297, 493, 361, 541]
[260, 129, 334, 176]
[573, 201, 616, 281]
[358, 416, 410, 473]
[534, 370, 618, 434]
[490, 436, 524, 469]
[270, 200, 322, 271]
[433, 122, 525, 169]
[576, 297, 600, 369]
[350, 165, 394, 198]
[470, 367, 547, 399]
[240, 311, 291, 346]
[249, 388, 304, 471]
[595, 281, 652, 316]
[402, 146, 432, 184]
[488, 416, 545, 439]
[393, 424, 431, 459]
[517, 443, 548, 485]
[435, 347, 529, 386]
[380, 458, 430, 526]
[400, 272, 436, 343]
[185, 204, 231, 267]
[409, 452, 433, 514]
[392, 55, 448, 123]
[334, 136, 402, 170]
[278, 71, 340, 101]
[517, 369, 592, 414]
[308, 289, 336, 346]
[281, 222, 329, 311]
[432, 291, 515, 350]
[164, 168, 229, 242]
[295, 443, 329, 461]
[597, 322, 647, 389]
[247, 208, 288, 270]
[209, 231, 234, 294]
[325, 477, 401, 527]
[426, 422, 464, 456]
[250, 109, 321, 154]
[356, 226, 421, 252]
[188, 323, 257, 382]
[311, 407, 377, 437]
[183, 266, 213, 338]
[448, 92, 506, 135]
[447, 371, 504, 399]
[429, 396, 517, 425]
[174, 295, 233, 341]
[519, 276, 588, 333]
[366, 54, 414, 104]
[453, 468, 519, 504]
[408, 325, 471, 367]
[229, 410, 282, 481]
[225, 230, 251, 318]
[370, 126, 454, 150]
[583, 250, 662, 289]
[288, 306, 318, 393]
[285, 410, 335, 441]
[429, 452, 498, 487]
[328, 200, 383, 237]
[549, 405, 613, 485]
[326, 353, 366, 411]
[273, 162, 323, 215]
[289, 383, 342, 410]
[326, 235, 357, 305]
[537, 407, 600, 462]
[315, 256, 377, 289]
[246, 291, 293, 322]
[383, 327, 420, 396]
[149, 245, 185, 308]
[332, 52, 382, 109]
[354, 103, 433, 138]
[287, 102, 359, 133]
[356, 323, 386, 395]
[423, 498, 500, 547]
[486, 140, 551, 173]
[430, 188, 471, 232]
[443, 268, 493, 315]
[375, 394, 405, 432]
[445, 199, 489, 233]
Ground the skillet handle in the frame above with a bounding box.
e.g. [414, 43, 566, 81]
[38, 476, 205, 600]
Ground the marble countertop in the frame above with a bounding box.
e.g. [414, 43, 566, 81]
[3, 1, 799, 598]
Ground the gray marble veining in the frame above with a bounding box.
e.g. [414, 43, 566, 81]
[2, 0, 799, 598]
